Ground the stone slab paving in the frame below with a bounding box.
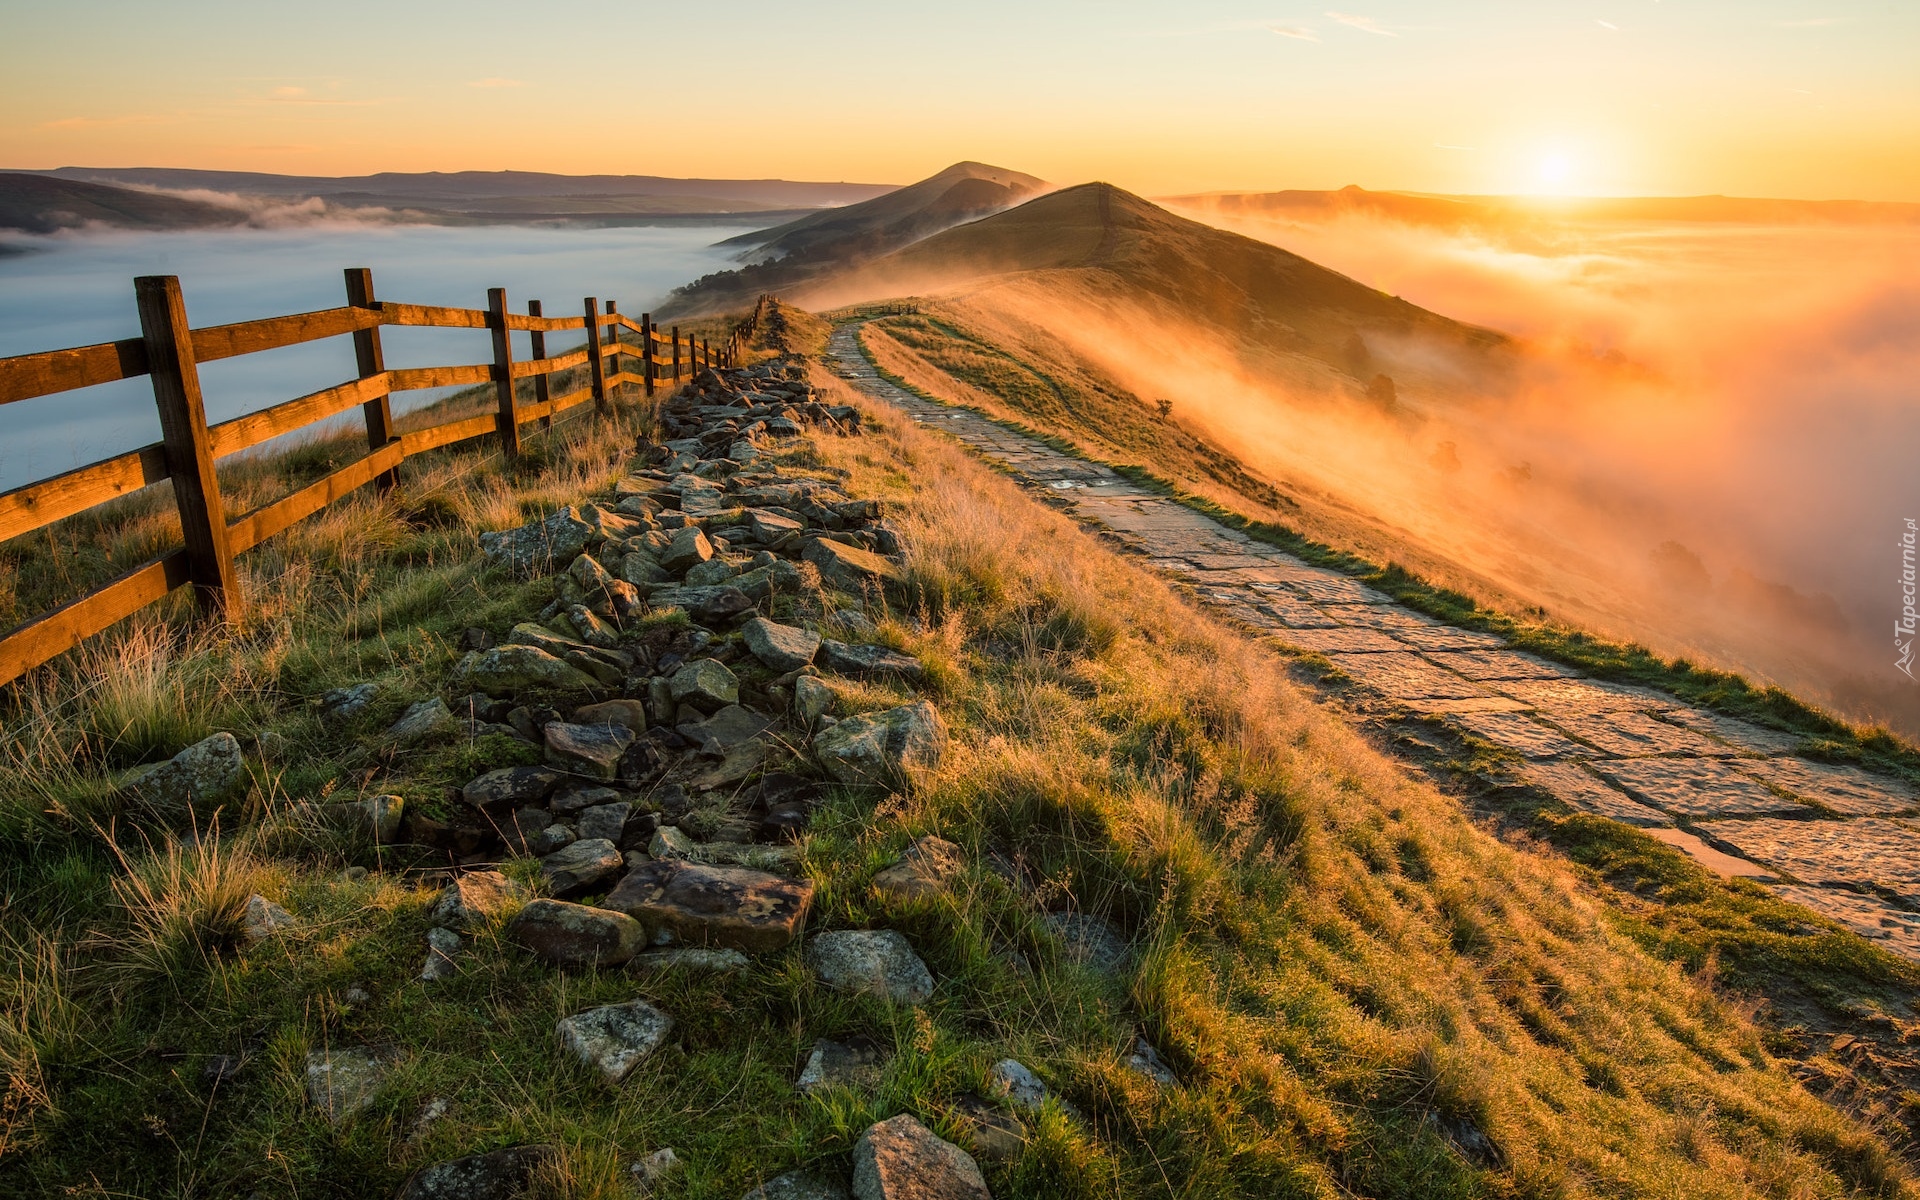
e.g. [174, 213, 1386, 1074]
[1698, 819, 1920, 907]
[1591, 758, 1811, 819]
[828, 323, 1920, 961]
[1454, 712, 1594, 761]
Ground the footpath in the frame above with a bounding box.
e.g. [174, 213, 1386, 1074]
[825, 322, 1920, 964]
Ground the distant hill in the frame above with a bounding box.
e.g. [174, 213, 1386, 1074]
[795, 182, 1508, 382]
[31, 167, 896, 211]
[0, 172, 244, 233]
[1165, 184, 1920, 229]
[660, 162, 1048, 315]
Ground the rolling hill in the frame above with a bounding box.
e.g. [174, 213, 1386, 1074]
[0, 172, 246, 233]
[793, 181, 1510, 384]
[661, 162, 1048, 315]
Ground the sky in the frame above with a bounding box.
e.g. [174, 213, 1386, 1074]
[2, 0, 1917, 200]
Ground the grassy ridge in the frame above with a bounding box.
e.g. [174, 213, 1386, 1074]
[0, 308, 1910, 1196]
[841, 306, 1920, 1153]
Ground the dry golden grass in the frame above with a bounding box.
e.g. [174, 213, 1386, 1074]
[804, 361, 1913, 1197]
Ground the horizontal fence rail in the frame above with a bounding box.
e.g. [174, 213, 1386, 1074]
[0, 269, 771, 686]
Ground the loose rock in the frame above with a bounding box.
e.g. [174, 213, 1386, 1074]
[123, 732, 248, 820]
[660, 525, 715, 574]
[242, 893, 294, 945]
[432, 870, 526, 930]
[852, 1114, 990, 1200]
[557, 1000, 674, 1083]
[743, 1167, 853, 1200]
[508, 898, 645, 967]
[306, 1047, 390, 1124]
[420, 926, 460, 981]
[386, 698, 457, 745]
[455, 645, 601, 695]
[804, 538, 906, 593]
[604, 860, 815, 953]
[396, 1144, 556, 1200]
[813, 702, 947, 786]
[743, 618, 821, 672]
[481, 507, 596, 575]
[819, 641, 923, 680]
[670, 658, 740, 712]
[872, 836, 963, 900]
[797, 1038, 886, 1094]
[545, 721, 635, 780]
[539, 838, 624, 896]
[1126, 1038, 1177, 1086]
[987, 1060, 1050, 1112]
[794, 676, 834, 725]
[806, 930, 934, 1004]
[463, 766, 565, 810]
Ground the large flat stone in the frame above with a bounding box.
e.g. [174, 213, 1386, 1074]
[455, 645, 602, 695]
[670, 658, 740, 711]
[1277, 627, 1408, 654]
[1451, 712, 1590, 760]
[603, 860, 814, 953]
[1421, 650, 1578, 682]
[462, 766, 564, 809]
[1520, 763, 1670, 826]
[1698, 817, 1920, 904]
[1322, 652, 1489, 700]
[1769, 885, 1920, 962]
[123, 732, 248, 821]
[481, 507, 595, 575]
[820, 640, 927, 679]
[1539, 710, 1725, 758]
[1737, 758, 1918, 816]
[1590, 759, 1808, 818]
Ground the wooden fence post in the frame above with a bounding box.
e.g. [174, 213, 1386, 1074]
[488, 287, 521, 463]
[671, 326, 681, 383]
[135, 275, 239, 620]
[528, 299, 553, 434]
[605, 301, 620, 409]
[582, 297, 607, 415]
[641, 313, 655, 396]
[343, 268, 399, 492]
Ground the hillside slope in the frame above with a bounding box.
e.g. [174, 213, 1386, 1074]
[661, 162, 1049, 316]
[0, 172, 245, 233]
[0, 321, 1910, 1196]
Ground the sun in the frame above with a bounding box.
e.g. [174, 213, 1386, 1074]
[1536, 152, 1575, 193]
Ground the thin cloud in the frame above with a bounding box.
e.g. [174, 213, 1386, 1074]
[1596, 19, 1619, 31]
[272, 86, 307, 98]
[1775, 17, 1842, 26]
[1434, 143, 1477, 150]
[1324, 11, 1396, 36]
[468, 78, 524, 88]
[39, 113, 165, 130]
[1269, 25, 1319, 41]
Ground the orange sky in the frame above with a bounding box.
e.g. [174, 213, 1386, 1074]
[4, 1, 1917, 200]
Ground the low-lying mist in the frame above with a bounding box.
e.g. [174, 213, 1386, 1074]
[999, 203, 1920, 734]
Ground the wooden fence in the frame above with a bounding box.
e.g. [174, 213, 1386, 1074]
[0, 271, 771, 686]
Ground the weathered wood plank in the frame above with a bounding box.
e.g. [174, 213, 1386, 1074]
[137, 275, 238, 619]
[505, 312, 588, 333]
[386, 364, 491, 391]
[508, 346, 589, 379]
[0, 550, 193, 685]
[609, 312, 646, 333]
[189, 305, 381, 363]
[605, 372, 647, 390]
[0, 443, 170, 544]
[206, 374, 389, 460]
[398, 413, 498, 456]
[0, 337, 149, 406]
[375, 302, 491, 329]
[226, 441, 405, 553]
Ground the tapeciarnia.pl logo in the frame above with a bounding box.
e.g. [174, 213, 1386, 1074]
[1899, 518, 1917, 680]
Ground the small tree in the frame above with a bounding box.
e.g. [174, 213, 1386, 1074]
[1154, 398, 1173, 420]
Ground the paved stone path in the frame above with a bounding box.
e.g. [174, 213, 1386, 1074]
[828, 324, 1920, 962]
